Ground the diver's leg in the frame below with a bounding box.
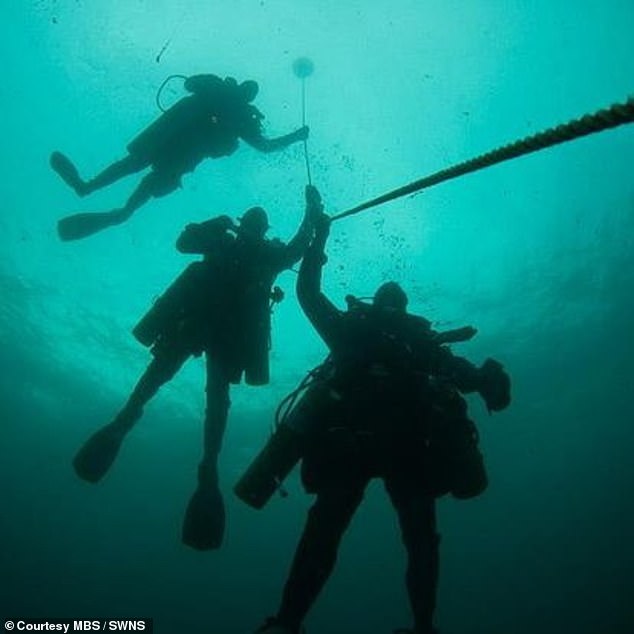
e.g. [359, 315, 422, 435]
[106, 170, 181, 226]
[57, 169, 182, 241]
[113, 348, 189, 431]
[182, 355, 231, 550]
[275, 482, 366, 630]
[84, 154, 149, 194]
[385, 478, 440, 634]
[72, 348, 189, 482]
[200, 355, 232, 483]
[58, 171, 168, 241]
[50, 152, 147, 197]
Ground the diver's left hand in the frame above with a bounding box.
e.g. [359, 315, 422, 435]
[305, 184, 323, 210]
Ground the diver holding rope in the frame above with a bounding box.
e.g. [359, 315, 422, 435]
[72, 189, 318, 551]
[241, 186, 511, 634]
[51, 74, 308, 241]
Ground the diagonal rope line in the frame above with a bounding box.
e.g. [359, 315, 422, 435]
[332, 96, 634, 222]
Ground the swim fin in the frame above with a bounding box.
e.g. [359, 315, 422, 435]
[57, 210, 126, 241]
[50, 151, 87, 196]
[181, 483, 226, 550]
[73, 423, 126, 483]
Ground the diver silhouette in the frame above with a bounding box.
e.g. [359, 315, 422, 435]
[72, 188, 318, 550]
[249, 189, 511, 634]
[51, 74, 309, 241]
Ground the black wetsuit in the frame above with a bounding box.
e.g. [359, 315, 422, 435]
[115, 214, 312, 469]
[53, 74, 308, 242]
[274, 230, 486, 634]
[127, 80, 264, 187]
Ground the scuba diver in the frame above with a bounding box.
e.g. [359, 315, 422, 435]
[72, 187, 317, 551]
[51, 74, 309, 241]
[247, 188, 511, 634]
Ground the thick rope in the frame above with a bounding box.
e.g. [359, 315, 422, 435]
[332, 96, 634, 222]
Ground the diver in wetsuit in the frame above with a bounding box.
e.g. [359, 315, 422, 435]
[72, 188, 316, 550]
[255, 188, 511, 634]
[51, 74, 309, 240]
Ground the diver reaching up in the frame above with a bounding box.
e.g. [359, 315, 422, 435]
[51, 74, 309, 241]
[249, 187, 511, 634]
[72, 187, 318, 551]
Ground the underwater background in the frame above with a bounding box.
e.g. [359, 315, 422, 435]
[2, 1, 633, 633]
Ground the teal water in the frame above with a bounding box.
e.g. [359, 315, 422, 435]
[1, 2, 633, 633]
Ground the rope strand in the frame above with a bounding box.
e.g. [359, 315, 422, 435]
[301, 77, 312, 185]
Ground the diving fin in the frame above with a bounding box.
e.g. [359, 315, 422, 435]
[73, 423, 126, 483]
[182, 484, 226, 551]
[50, 151, 87, 196]
[57, 210, 126, 241]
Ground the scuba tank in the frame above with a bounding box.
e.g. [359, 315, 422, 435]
[130, 74, 233, 160]
[233, 424, 302, 510]
[132, 261, 209, 348]
[234, 361, 335, 509]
